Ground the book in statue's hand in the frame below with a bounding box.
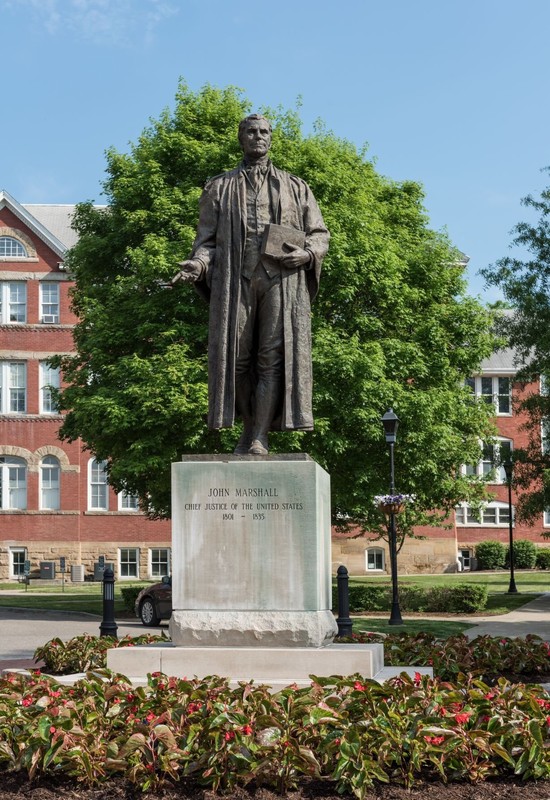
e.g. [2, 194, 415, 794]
[261, 224, 306, 259]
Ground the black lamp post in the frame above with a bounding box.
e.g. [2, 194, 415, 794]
[503, 460, 518, 594]
[381, 409, 403, 625]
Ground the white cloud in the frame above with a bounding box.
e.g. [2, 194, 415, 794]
[2, 0, 178, 46]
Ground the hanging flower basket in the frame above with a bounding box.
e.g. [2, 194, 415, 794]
[374, 494, 414, 516]
[378, 501, 404, 515]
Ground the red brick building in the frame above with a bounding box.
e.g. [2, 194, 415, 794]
[332, 349, 549, 575]
[0, 190, 170, 582]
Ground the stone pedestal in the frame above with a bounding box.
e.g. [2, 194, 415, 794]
[169, 454, 338, 647]
[106, 453, 433, 686]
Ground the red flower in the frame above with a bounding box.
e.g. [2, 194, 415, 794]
[424, 735, 445, 745]
[455, 712, 471, 725]
[241, 725, 253, 736]
[414, 672, 422, 685]
[546, 716, 550, 726]
[146, 712, 155, 722]
[49, 726, 56, 734]
[224, 731, 235, 741]
[353, 681, 366, 692]
[21, 697, 32, 707]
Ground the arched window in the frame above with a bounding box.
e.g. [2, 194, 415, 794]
[0, 456, 27, 509]
[0, 236, 27, 258]
[41, 456, 60, 510]
[365, 547, 385, 572]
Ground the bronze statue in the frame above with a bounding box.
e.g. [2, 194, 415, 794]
[172, 114, 329, 455]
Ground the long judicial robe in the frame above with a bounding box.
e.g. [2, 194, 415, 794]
[189, 162, 330, 431]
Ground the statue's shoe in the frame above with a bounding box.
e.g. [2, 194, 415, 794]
[248, 437, 268, 456]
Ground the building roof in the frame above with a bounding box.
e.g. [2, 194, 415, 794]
[479, 348, 519, 375]
[22, 204, 79, 249]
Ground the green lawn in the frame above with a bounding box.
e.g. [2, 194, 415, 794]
[0, 580, 151, 616]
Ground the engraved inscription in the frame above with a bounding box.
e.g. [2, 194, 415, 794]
[184, 484, 305, 522]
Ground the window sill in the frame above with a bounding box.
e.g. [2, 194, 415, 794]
[84, 510, 143, 516]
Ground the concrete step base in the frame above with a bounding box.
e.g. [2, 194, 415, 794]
[105, 642, 433, 688]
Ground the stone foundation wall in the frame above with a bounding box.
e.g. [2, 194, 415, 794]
[332, 535, 460, 576]
[0, 540, 171, 582]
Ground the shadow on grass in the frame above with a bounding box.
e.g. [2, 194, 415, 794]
[351, 616, 473, 637]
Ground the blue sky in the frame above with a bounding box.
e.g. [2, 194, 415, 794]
[2, 0, 549, 300]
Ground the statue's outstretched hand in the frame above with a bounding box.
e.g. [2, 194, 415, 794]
[280, 244, 311, 269]
[171, 260, 203, 285]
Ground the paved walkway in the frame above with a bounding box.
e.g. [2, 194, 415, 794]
[462, 592, 550, 641]
[0, 607, 167, 670]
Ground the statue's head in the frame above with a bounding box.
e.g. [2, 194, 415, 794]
[238, 114, 272, 159]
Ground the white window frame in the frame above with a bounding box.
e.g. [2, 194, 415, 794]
[462, 437, 513, 484]
[455, 501, 512, 526]
[88, 458, 108, 510]
[365, 547, 385, 572]
[465, 375, 512, 416]
[0, 361, 27, 414]
[119, 547, 139, 579]
[149, 547, 171, 579]
[39, 282, 60, 323]
[0, 282, 27, 324]
[40, 456, 60, 510]
[0, 236, 28, 258]
[9, 547, 27, 578]
[458, 548, 472, 571]
[118, 491, 139, 511]
[0, 456, 27, 509]
[39, 362, 60, 414]
[544, 510, 550, 527]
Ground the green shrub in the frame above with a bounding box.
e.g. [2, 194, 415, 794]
[120, 585, 146, 612]
[475, 540, 506, 570]
[536, 548, 550, 569]
[506, 539, 537, 569]
[34, 632, 168, 674]
[333, 582, 487, 614]
[332, 583, 389, 612]
[423, 583, 488, 614]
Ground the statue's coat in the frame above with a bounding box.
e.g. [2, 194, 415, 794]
[190, 163, 329, 431]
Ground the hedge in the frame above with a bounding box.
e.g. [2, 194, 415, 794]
[536, 548, 550, 570]
[475, 540, 506, 570]
[333, 582, 488, 614]
[120, 585, 146, 613]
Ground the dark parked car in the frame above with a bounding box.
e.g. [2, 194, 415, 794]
[135, 576, 172, 626]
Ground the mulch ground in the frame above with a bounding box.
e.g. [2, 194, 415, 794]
[2, 774, 550, 800]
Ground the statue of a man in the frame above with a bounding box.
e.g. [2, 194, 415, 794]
[172, 114, 330, 455]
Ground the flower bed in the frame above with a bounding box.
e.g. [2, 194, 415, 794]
[1, 668, 550, 795]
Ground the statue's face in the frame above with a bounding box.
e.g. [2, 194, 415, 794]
[240, 118, 272, 159]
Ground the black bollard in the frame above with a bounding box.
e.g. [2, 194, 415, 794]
[99, 566, 118, 638]
[336, 565, 353, 638]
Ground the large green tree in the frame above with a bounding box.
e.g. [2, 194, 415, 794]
[54, 82, 497, 528]
[482, 170, 550, 524]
